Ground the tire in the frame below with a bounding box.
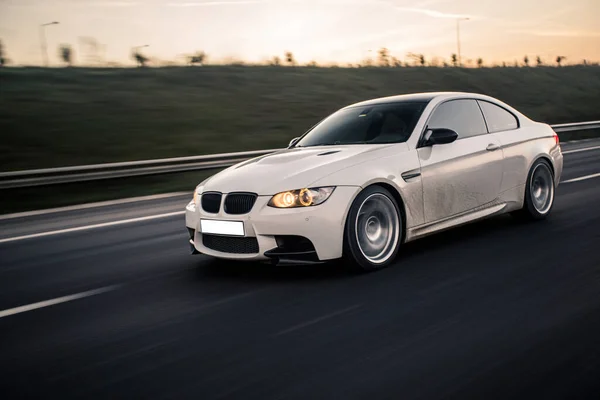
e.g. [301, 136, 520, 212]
[512, 158, 555, 221]
[343, 186, 403, 272]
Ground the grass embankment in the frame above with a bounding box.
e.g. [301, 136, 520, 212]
[2, 65, 600, 171]
[1, 66, 599, 213]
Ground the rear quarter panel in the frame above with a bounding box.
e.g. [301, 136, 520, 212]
[493, 123, 562, 192]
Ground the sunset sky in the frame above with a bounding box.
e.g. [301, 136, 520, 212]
[1, 0, 599, 66]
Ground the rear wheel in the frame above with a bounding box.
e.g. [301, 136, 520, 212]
[343, 186, 403, 272]
[513, 159, 555, 220]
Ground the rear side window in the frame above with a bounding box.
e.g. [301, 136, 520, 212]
[478, 101, 519, 133]
[427, 99, 487, 139]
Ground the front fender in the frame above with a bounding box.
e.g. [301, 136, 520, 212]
[308, 150, 424, 228]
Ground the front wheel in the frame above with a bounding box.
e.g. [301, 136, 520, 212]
[513, 159, 555, 221]
[343, 186, 403, 272]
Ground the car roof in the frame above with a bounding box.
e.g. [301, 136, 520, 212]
[345, 92, 491, 108]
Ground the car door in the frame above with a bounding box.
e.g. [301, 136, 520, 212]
[477, 100, 522, 193]
[417, 99, 504, 223]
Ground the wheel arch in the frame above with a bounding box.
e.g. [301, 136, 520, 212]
[345, 181, 408, 245]
[529, 154, 555, 178]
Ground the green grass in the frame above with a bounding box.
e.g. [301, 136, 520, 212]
[1, 65, 599, 213]
[1, 65, 600, 172]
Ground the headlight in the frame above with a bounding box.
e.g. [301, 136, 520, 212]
[268, 187, 335, 208]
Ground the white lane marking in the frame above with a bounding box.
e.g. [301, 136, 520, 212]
[0, 285, 119, 319]
[562, 172, 600, 184]
[563, 145, 600, 154]
[0, 192, 190, 221]
[0, 211, 185, 244]
[274, 304, 362, 336]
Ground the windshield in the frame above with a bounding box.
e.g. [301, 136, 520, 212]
[295, 102, 427, 148]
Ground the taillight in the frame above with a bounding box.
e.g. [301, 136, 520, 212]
[553, 132, 559, 145]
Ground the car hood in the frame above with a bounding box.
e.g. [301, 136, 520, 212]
[203, 143, 408, 195]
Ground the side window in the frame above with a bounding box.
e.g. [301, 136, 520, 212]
[478, 101, 519, 133]
[427, 99, 488, 139]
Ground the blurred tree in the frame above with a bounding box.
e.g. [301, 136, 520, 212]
[0, 39, 5, 67]
[451, 53, 458, 67]
[132, 51, 148, 67]
[406, 53, 424, 67]
[502, 62, 507, 67]
[583, 59, 588, 66]
[556, 56, 566, 67]
[378, 48, 390, 67]
[476, 58, 483, 68]
[536, 56, 543, 66]
[513, 60, 519, 67]
[78, 37, 105, 65]
[429, 57, 441, 67]
[188, 51, 206, 66]
[442, 61, 449, 68]
[285, 51, 295, 66]
[523, 55, 529, 67]
[221, 56, 243, 66]
[59, 44, 73, 66]
[391, 57, 402, 67]
[271, 56, 281, 66]
[307, 60, 318, 67]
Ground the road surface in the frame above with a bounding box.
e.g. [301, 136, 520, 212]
[1, 139, 600, 399]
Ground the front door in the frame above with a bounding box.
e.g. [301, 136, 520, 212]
[418, 99, 504, 223]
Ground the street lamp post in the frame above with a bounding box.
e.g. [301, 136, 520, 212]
[40, 21, 59, 67]
[456, 17, 469, 67]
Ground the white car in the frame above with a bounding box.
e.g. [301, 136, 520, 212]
[185, 92, 563, 271]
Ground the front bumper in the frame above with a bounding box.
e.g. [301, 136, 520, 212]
[185, 186, 360, 261]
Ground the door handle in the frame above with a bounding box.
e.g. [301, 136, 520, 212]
[486, 143, 500, 151]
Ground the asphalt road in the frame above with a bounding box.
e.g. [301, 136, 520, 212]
[1, 139, 600, 399]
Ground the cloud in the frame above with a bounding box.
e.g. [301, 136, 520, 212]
[164, 0, 379, 6]
[70, 1, 140, 6]
[511, 30, 600, 38]
[165, 0, 266, 6]
[395, 7, 472, 19]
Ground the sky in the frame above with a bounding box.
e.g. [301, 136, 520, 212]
[1, 0, 599, 66]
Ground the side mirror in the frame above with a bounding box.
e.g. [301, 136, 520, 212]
[289, 137, 300, 147]
[423, 128, 458, 146]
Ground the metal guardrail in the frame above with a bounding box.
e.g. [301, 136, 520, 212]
[1, 121, 599, 189]
[0, 149, 279, 189]
[550, 120, 600, 133]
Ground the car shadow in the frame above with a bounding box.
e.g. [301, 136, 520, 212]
[191, 213, 545, 283]
[398, 214, 520, 262]
[192, 257, 355, 283]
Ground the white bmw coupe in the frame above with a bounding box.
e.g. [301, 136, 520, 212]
[185, 92, 563, 271]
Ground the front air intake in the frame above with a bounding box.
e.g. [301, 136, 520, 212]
[224, 192, 258, 215]
[202, 235, 259, 254]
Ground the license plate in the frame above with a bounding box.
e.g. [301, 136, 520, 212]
[200, 219, 244, 236]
